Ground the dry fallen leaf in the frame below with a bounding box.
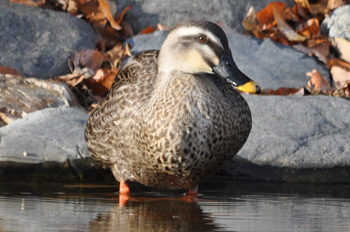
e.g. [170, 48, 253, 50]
[242, 6, 263, 38]
[273, 3, 306, 42]
[293, 3, 310, 20]
[124, 43, 132, 57]
[85, 67, 118, 95]
[261, 87, 305, 96]
[9, 0, 44, 7]
[331, 37, 350, 63]
[107, 43, 124, 67]
[58, 50, 111, 88]
[293, 39, 330, 64]
[73, 50, 111, 74]
[308, 0, 328, 14]
[294, 0, 328, 14]
[65, 0, 79, 14]
[331, 66, 350, 89]
[79, 0, 131, 42]
[328, 58, 350, 71]
[0, 112, 12, 125]
[138, 25, 156, 35]
[294, 0, 309, 9]
[138, 23, 171, 35]
[306, 69, 331, 92]
[296, 18, 320, 38]
[97, 0, 121, 30]
[0, 66, 23, 76]
[80, 1, 106, 28]
[115, 5, 132, 25]
[256, 2, 286, 30]
[107, 43, 132, 68]
[156, 23, 171, 31]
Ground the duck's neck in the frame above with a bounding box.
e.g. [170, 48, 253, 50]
[150, 71, 198, 106]
[153, 70, 199, 94]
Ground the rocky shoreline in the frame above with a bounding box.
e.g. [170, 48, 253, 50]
[1, 0, 349, 184]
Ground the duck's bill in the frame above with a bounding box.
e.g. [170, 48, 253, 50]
[236, 80, 260, 93]
[213, 53, 261, 94]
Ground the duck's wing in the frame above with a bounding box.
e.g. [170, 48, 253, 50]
[88, 49, 159, 119]
[85, 50, 159, 165]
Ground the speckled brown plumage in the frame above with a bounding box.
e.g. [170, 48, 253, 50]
[85, 20, 255, 191]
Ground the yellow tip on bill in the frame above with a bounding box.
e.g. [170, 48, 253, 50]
[236, 81, 261, 94]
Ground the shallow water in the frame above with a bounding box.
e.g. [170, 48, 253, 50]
[0, 178, 349, 232]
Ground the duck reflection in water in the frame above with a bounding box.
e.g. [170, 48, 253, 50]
[89, 199, 221, 232]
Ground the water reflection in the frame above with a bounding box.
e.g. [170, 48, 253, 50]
[0, 179, 350, 232]
[89, 199, 221, 232]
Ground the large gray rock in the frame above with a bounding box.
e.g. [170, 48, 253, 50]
[127, 31, 330, 89]
[0, 1, 98, 79]
[225, 95, 350, 182]
[115, 0, 294, 34]
[0, 107, 90, 164]
[0, 106, 115, 183]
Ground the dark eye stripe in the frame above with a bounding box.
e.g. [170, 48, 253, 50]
[206, 39, 223, 58]
[203, 57, 215, 68]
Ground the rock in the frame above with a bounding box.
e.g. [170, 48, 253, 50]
[0, 107, 90, 163]
[0, 74, 79, 126]
[127, 31, 330, 89]
[126, 31, 167, 52]
[0, 107, 113, 183]
[225, 95, 350, 182]
[0, 1, 98, 79]
[321, 5, 350, 40]
[115, 0, 294, 34]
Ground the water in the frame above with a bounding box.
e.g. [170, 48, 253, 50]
[0, 178, 349, 232]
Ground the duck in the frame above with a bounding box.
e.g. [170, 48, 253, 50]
[85, 20, 260, 197]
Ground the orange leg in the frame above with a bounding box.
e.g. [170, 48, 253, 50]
[119, 181, 130, 206]
[186, 185, 198, 197]
[119, 181, 131, 194]
[183, 185, 199, 202]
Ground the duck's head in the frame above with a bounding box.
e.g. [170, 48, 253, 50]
[158, 20, 260, 94]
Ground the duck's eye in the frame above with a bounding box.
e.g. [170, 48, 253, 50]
[198, 35, 208, 43]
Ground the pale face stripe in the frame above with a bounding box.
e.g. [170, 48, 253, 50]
[172, 27, 224, 50]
